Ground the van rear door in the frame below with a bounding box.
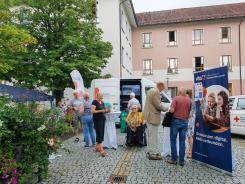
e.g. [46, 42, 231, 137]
[92, 79, 120, 112]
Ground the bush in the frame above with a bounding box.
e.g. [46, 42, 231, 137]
[0, 97, 71, 183]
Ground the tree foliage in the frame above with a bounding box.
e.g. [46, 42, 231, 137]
[0, 1, 36, 75]
[5, 0, 112, 98]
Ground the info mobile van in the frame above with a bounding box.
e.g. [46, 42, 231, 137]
[90, 78, 171, 112]
[229, 95, 245, 135]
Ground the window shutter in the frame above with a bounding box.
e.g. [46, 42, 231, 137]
[201, 30, 203, 43]
[201, 57, 204, 70]
[219, 28, 222, 42]
[150, 59, 153, 70]
[192, 57, 195, 71]
[220, 56, 223, 66]
[230, 27, 232, 42]
[175, 31, 177, 42]
[166, 31, 169, 44]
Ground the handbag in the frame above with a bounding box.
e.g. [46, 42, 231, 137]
[162, 112, 173, 127]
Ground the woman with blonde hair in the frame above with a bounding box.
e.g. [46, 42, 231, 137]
[91, 93, 110, 157]
[126, 105, 144, 147]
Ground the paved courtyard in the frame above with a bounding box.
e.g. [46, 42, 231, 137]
[42, 131, 245, 184]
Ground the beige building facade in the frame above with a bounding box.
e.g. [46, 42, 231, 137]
[132, 3, 245, 96]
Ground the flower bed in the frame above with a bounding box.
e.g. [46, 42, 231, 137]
[0, 97, 71, 184]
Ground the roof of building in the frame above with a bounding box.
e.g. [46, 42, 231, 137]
[123, 0, 138, 27]
[136, 3, 245, 26]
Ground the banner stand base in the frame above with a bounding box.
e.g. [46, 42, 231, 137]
[192, 159, 233, 177]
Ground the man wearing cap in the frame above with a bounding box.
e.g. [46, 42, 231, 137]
[143, 82, 168, 160]
[127, 92, 141, 112]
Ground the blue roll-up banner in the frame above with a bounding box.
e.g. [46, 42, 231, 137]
[193, 66, 232, 173]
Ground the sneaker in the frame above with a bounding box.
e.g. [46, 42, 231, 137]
[166, 159, 177, 165]
[84, 145, 90, 148]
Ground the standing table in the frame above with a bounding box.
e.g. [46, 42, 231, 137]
[103, 111, 121, 149]
[160, 112, 179, 157]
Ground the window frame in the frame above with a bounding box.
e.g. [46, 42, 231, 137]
[192, 29, 203, 45]
[168, 87, 178, 98]
[167, 58, 178, 74]
[167, 30, 177, 46]
[142, 32, 153, 48]
[143, 59, 153, 75]
[220, 55, 232, 71]
[220, 27, 232, 43]
[193, 56, 204, 72]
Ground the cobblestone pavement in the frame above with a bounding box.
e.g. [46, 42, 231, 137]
[42, 132, 245, 184]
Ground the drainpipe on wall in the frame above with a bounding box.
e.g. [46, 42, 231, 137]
[119, 0, 128, 78]
[238, 20, 243, 95]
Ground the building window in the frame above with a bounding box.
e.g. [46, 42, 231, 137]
[220, 27, 231, 43]
[220, 55, 232, 71]
[142, 32, 152, 48]
[167, 58, 178, 74]
[143, 59, 153, 75]
[192, 29, 203, 45]
[167, 31, 177, 46]
[168, 87, 178, 98]
[193, 57, 204, 71]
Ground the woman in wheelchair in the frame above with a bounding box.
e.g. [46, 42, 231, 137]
[126, 105, 145, 147]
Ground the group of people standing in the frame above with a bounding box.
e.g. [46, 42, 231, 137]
[143, 82, 195, 166]
[60, 90, 110, 157]
[60, 82, 197, 163]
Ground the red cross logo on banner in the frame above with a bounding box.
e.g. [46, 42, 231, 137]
[234, 116, 240, 123]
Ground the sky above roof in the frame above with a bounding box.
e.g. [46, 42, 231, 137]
[132, 0, 245, 13]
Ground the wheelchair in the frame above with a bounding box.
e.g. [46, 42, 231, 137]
[125, 124, 147, 147]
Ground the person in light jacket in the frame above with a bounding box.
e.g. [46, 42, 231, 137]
[143, 82, 168, 160]
[127, 92, 141, 111]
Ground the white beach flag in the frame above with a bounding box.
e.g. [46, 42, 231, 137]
[70, 70, 85, 97]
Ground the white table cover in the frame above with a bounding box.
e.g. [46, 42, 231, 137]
[103, 112, 121, 149]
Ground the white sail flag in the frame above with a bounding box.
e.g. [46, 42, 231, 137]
[70, 70, 85, 97]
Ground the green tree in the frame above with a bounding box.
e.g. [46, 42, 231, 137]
[10, 0, 112, 102]
[0, 1, 36, 76]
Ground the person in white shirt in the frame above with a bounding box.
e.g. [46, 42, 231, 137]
[127, 92, 141, 111]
